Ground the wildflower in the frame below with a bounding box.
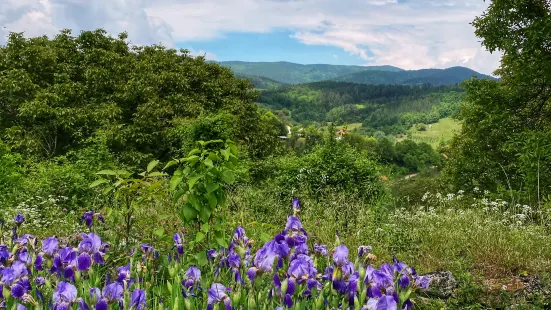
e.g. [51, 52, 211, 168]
[42, 237, 59, 256]
[173, 233, 184, 256]
[247, 242, 277, 282]
[53, 282, 77, 309]
[313, 243, 328, 256]
[14, 213, 25, 225]
[207, 283, 232, 310]
[182, 266, 201, 292]
[130, 289, 146, 310]
[81, 211, 104, 228]
[333, 244, 349, 266]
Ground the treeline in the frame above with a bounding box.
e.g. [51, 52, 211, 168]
[257, 82, 464, 134]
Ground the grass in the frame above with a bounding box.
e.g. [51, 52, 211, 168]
[335, 122, 363, 131]
[399, 117, 462, 148]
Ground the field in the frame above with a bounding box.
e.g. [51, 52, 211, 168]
[400, 118, 462, 148]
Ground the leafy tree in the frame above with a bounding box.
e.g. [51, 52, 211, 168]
[445, 0, 551, 196]
[0, 29, 277, 163]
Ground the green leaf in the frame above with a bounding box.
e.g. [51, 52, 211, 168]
[196, 251, 208, 267]
[214, 231, 228, 248]
[188, 194, 201, 210]
[181, 155, 199, 162]
[147, 160, 159, 172]
[206, 183, 219, 193]
[201, 223, 210, 233]
[96, 170, 117, 175]
[147, 171, 165, 177]
[89, 179, 108, 188]
[221, 170, 235, 184]
[220, 148, 230, 161]
[173, 189, 186, 203]
[188, 149, 201, 156]
[187, 175, 201, 189]
[207, 192, 218, 209]
[199, 205, 212, 223]
[163, 160, 179, 170]
[260, 232, 272, 242]
[153, 227, 165, 237]
[170, 176, 183, 191]
[195, 232, 205, 243]
[181, 203, 198, 222]
[204, 158, 213, 167]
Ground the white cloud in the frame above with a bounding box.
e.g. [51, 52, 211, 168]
[0, 0, 502, 74]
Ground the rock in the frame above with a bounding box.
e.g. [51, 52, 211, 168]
[422, 271, 457, 298]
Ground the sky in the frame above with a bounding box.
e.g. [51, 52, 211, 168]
[0, 0, 502, 75]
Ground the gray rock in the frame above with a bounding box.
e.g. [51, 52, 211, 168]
[422, 271, 457, 298]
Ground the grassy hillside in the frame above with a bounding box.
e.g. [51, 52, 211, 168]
[219, 61, 403, 84]
[335, 66, 496, 86]
[399, 117, 462, 148]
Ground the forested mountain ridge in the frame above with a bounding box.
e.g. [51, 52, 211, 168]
[218, 61, 403, 84]
[218, 60, 494, 86]
[335, 66, 496, 86]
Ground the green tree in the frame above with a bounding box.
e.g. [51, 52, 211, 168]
[0, 29, 274, 163]
[445, 0, 551, 196]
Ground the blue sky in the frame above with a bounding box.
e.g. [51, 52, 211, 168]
[0, 0, 501, 74]
[180, 31, 366, 65]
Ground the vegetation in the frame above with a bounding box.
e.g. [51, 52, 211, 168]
[218, 61, 402, 84]
[1, 0, 551, 308]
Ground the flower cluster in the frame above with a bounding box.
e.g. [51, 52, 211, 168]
[1, 200, 429, 310]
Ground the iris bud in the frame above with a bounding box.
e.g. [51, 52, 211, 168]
[172, 297, 179, 310]
[167, 281, 173, 294]
[280, 279, 289, 295]
[184, 298, 191, 310]
[168, 266, 176, 278]
[248, 293, 256, 308]
[359, 266, 366, 282]
[237, 246, 246, 258]
[231, 289, 241, 305]
[2, 286, 10, 298]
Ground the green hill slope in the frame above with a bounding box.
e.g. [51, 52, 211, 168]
[258, 81, 464, 134]
[335, 66, 495, 86]
[234, 73, 286, 90]
[219, 61, 403, 84]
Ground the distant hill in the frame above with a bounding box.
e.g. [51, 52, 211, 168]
[334, 66, 495, 86]
[218, 61, 403, 84]
[234, 73, 286, 90]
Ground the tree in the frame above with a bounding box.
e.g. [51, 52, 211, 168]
[445, 0, 551, 196]
[0, 29, 275, 163]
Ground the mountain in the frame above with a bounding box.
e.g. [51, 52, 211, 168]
[218, 61, 403, 84]
[234, 73, 286, 90]
[334, 66, 495, 86]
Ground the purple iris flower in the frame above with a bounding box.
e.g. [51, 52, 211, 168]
[78, 233, 106, 265]
[284, 294, 293, 308]
[399, 275, 410, 288]
[414, 276, 430, 290]
[358, 246, 373, 258]
[314, 243, 328, 256]
[130, 289, 146, 310]
[182, 266, 201, 289]
[11, 283, 27, 299]
[12, 260, 28, 279]
[392, 257, 407, 274]
[102, 282, 124, 302]
[140, 244, 154, 256]
[375, 295, 398, 310]
[14, 212, 25, 225]
[81, 211, 103, 228]
[89, 288, 101, 303]
[272, 235, 290, 258]
[288, 255, 316, 283]
[53, 282, 77, 309]
[247, 241, 277, 282]
[77, 253, 92, 271]
[207, 249, 218, 261]
[77, 299, 90, 310]
[17, 304, 27, 310]
[173, 233, 184, 255]
[285, 216, 303, 232]
[292, 198, 300, 211]
[42, 237, 59, 256]
[2, 267, 16, 285]
[18, 248, 32, 265]
[333, 244, 349, 266]
[116, 264, 131, 284]
[0, 245, 10, 263]
[207, 283, 232, 310]
[35, 277, 46, 286]
[371, 270, 394, 289]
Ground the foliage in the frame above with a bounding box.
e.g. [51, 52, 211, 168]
[219, 60, 402, 84]
[445, 0, 551, 198]
[334, 66, 495, 86]
[0, 29, 277, 163]
[167, 139, 238, 251]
